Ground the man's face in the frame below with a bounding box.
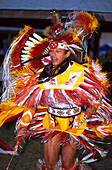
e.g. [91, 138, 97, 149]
[49, 48, 68, 66]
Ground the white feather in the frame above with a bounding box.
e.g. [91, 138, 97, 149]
[33, 33, 43, 41]
[25, 41, 34, 47]
[29, 36, 39, 43]
[82, 158, 97, 163]
[81, 153, 93, 161]
[21, 54, 28, 60]
[68, 44, 83, 52]
[22, 50, 29, 54]
[24, 46, 30, 50]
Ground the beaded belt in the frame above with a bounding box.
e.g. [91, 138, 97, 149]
[47, 106, 81, 117]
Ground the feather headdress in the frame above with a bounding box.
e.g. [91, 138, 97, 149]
[44, 10, 99, 45]
[43, 10, 99, 59]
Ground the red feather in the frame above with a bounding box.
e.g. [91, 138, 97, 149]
[28, 39, 49, 70]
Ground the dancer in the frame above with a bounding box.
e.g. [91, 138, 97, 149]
[0, 10, 112, 169]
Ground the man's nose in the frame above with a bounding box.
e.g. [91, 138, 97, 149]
[52, 51, 56, 56]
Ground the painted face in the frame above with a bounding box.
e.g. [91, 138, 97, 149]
[49, 48, 67, 66]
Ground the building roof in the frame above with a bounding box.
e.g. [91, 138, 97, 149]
[0, 0, 112, 13]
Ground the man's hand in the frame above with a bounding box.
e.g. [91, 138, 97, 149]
[85, 106, 96, 119]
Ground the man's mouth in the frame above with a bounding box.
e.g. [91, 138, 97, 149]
[52, 57, 57, 61]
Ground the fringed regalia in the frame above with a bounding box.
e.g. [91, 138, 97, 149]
[0, 10, 112, 163]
